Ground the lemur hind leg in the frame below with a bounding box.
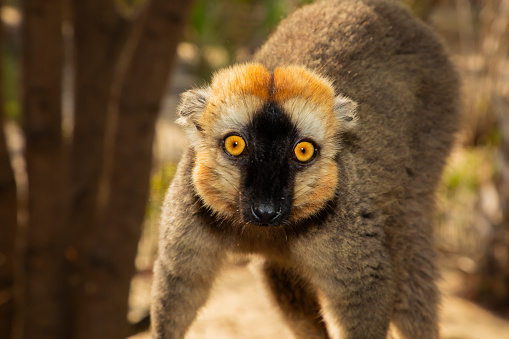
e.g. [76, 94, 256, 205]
[261, 261, 329, 339]
[390, 206, 440, 339]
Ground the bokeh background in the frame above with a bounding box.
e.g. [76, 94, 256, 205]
[1, 0, 509, 338]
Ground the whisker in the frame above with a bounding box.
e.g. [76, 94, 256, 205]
[220, 173, 241, 194]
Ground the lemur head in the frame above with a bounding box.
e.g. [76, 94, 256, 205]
[178, 63, 356, 226]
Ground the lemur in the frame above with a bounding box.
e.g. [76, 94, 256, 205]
[151, 0, 459, 338]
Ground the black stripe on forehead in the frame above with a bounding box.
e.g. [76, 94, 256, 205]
[247, 101, 298, 152]
[240, 101, 298, 200]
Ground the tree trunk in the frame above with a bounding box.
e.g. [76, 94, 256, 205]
[20, 1, 66, 338]
[0, 0, 18, 331]
[70, 0, 133, 243]
[69, 0, 136, 335]
[73, 0, 194, 337]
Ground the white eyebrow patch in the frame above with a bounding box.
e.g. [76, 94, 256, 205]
[281, 97, 329, 141]
[210, 94, 266, 138]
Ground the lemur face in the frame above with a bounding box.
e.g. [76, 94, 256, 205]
[178, 63, 356, 225]
[223, 101, 309, 225]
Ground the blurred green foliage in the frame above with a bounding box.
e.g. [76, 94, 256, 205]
[115, 0, 147, 17]
[4, 0, 18, 7]
[186, 0, 313, 78]
[400, 0, 437, 19]
[442, 149, 486, 194]
[189, 0, 309, 45]
[3, 49, 19, 121]
[146, 163, 177, 219]
[118, 0, 147, 7]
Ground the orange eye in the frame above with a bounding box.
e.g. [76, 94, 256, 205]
[294, 141, 315, 162]
[224, 135, 246, 156]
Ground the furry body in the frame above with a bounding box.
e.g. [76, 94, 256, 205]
[151, 0, 459, 338]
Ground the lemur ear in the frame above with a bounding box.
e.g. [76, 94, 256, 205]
[176, 88, 211, 131]
[334, 95, 358, 131]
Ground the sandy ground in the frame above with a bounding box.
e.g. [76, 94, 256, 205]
[128, 262, 509, 339]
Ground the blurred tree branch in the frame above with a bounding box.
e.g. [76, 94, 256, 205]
[19, 1, 66, 338]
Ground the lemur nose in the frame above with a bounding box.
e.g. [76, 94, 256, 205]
[251, 203, 281, 224]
